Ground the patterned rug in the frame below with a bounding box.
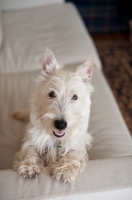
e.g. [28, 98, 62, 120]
[94, 41, 132, 135]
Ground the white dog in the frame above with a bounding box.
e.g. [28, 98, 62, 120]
[13, 50, 93, 183]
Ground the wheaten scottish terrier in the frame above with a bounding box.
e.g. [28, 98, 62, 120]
[13, 50, 93, 183]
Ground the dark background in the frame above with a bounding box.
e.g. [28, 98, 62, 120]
[66, 0, 132, 34]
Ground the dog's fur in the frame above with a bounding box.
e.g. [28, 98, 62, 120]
[13, 50, 93, 182]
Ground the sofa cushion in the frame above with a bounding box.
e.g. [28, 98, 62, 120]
[0, 157, 132, 200]
[1, 0, 64, 11]
[0, 3, 101, 74]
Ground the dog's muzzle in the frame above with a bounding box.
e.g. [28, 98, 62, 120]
[53, 119, 67, 138]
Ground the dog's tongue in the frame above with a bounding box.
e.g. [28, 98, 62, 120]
[54, 129, 65, 136]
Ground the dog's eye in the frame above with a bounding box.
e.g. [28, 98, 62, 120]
[71, 94, 78, 100]
[49, 91, 56, 98]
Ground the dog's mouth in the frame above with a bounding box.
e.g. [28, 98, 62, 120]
[53, 129, 65, 138]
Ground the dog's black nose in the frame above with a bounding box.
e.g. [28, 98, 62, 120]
[54, 120, 67, 130]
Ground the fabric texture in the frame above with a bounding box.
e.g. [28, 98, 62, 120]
[1, 0, 64, 11]
[0, 157, 132, 200]
[0, 3, 101, 75]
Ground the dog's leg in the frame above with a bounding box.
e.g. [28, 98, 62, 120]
[13, 149, 44, 178]
[50, 151, 87, 183]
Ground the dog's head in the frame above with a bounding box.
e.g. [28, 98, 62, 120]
[31, 50, 93, 140]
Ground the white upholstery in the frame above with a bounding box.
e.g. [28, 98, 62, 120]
[48, 189, 132, 200]
[0, 0, 64, 11]
[0, 157, 132, 200]
[0, 3, 101, 75]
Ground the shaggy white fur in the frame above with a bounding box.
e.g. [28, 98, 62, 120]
[13, 50, 94, 182]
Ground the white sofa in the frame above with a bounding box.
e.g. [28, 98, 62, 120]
[0, 2, 132, 200]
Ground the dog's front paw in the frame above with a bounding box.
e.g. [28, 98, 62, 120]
[13, 155, 45, 178]
[21, 165, 44, 178]
[50, 164, 78, 183]
[14, 162, 44, 178]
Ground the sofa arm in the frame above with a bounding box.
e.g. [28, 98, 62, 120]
[0, 156, 132, 200]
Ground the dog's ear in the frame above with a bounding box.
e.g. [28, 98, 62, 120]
[42, 50, 60, 74]
[77, 59, 93, 83]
